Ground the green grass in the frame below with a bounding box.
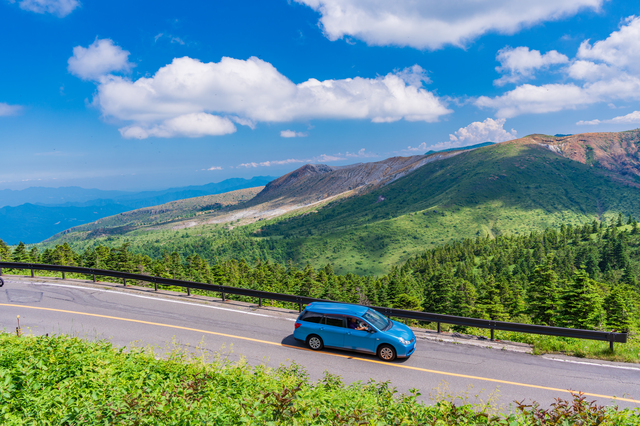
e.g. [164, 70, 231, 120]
[2, 333, 639, 425]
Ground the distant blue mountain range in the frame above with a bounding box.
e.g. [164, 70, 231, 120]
[424, 142, 494, 156]
[0, 176, 274, 245]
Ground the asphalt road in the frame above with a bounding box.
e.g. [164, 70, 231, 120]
[1, 276, 639, 410]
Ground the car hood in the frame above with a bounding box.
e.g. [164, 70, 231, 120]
[384, 321, 415, 341]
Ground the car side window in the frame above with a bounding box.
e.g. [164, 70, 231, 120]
[302, 313, 323, 323]
[324, 316, 345, 328]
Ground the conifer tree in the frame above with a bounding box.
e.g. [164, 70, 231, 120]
[526, 255, 560, 326]
[11, 242, 30, 263]
[476, 275, 509, 321]
[558, 268, 605, 330]
[423, 270, 454, 314]
[604, 285, 632, 332]
[0, 239, 10, 261]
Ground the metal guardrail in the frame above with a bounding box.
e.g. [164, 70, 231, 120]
[0, 261, 628, 349]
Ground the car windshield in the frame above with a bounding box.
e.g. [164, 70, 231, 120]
[362, 309, 391, 331]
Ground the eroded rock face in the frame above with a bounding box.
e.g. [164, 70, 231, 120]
[521, 130, 640, 181]
[250, 153, 459, 206]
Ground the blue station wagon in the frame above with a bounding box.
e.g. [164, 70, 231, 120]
[293, 302, 416, 361]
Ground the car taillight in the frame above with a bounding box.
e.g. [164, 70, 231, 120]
[294, 322, 302, 329]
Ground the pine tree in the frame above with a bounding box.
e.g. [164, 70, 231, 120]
[476, 275, 509, 321]
[0, 239, 10, 261]
[423, 270, 454, 314]
[604, 285, 632, 332]
[526, 255, 560, 326]
[12, 242, 30, 263]
[558, 268, 605, 330]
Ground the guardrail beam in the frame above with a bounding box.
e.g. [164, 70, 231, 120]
[0, 261, 627, 346]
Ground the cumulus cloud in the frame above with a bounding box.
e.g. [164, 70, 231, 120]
[494, 46, 568, 86]
[405, 142, 427, 152]
[204, 166, 223, 170]
[423, 118, 516, 152]
[478, 16, 640, 117]
[294, 0, 602, 50]
[11, 0, 79, 17]
[119, 113, 236, 139]
[577, 110, 640, 125]
[280, 130, 308, 138]
[68, 39, 133, 81]
[71, 48, 450, 138]
[0, 103, 23, 116]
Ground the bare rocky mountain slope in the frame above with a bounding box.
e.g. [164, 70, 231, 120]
[519, 129, 640, 185]
[47, 152, 461, 241]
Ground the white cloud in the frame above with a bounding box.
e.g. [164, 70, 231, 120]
[76, 53, 450, 138]
[494, 46, 568, 86]
[238, 158, 306, 168]
[280, 130, 308, 138]
[423, 118, 516, 152]
[68, 39, 133, 81]
[237, 149, 377, 168]
[577, 110, 640, 125]
[0, 103, 23, 116]
[345, 148, 377, 158]
[476, 83, 593, 118]
[119, 113, 237, 139]
[577, 16, 640, 72]
[294, 0, 602, 50]
[479, 16, 640, 117]
[205, 166, 223, 170]
[13, 0, 80, 17]
[405, 142, 427, 152]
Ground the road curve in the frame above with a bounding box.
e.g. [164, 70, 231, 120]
[1, 276, 639, 409]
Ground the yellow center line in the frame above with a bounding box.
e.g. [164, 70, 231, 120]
[3, 303, 639, 404]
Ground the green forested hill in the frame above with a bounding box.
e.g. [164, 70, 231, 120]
[38, 134, 640, 275]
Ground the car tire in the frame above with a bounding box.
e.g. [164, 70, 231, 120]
[377, 344, 396, 362]
[0, 277, 3, 287]
[306, 334, 324, 351]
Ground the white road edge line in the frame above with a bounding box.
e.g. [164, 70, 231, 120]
[544, 357, 640, 371]
[8, 280, 296, 322]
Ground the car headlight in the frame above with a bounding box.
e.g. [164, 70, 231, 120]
[398, 337, 410, 345]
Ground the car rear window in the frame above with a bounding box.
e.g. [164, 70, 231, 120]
[324, 316, 345, 328]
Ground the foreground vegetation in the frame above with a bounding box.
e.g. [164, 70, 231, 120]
[1, 333, 638, 425]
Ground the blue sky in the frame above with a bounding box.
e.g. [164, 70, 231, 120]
[2, 0, 640, 191]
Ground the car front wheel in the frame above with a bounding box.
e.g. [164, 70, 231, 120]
[307, 334, 324, 351]
[377, 344, 396, 362]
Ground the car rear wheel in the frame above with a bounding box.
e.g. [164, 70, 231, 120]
[377, 344, 396, 362]
[0, 277, 4, 287]
[307, 335, 324, 351]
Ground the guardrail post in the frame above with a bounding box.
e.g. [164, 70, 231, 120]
[221, 291, 225, 302]
[298, 303, 302, 313]
[92, 273, 96, 283]
[437, 322, 441, 334]
[610, 340, 614, 351]
[258, 298, 262, 307]
[31, 268, 34, 277]
[187, 287, 190, 296]
[154, 281, 158, 291]
[123, 278, 127, 287]
[490, 328, 495, 341]
[0, 267, 3, 276]
[62, 271, 65, 280]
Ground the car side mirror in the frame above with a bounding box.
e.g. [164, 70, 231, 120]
[367, 328, 376, 333]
